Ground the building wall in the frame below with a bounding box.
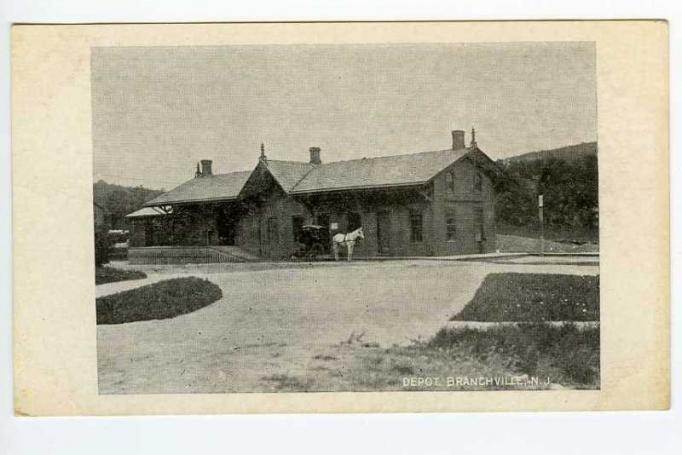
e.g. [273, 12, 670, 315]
[128, 209, 215, 247]
[301, 159, 496, 258]
[360, 204, 431, 257]
[235, 191, 432, 259]
[129, 219, 146, 247]
[430, 158, 496, 254]
[172, 205, 221, 246]
[235, 187, 312, 259]
[305, 192, 432, 258]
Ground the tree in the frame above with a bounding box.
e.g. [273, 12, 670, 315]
[94, 227, 110, 267]
[495, 155, 598, 233]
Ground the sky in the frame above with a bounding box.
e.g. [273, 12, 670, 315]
[91, 42, 597, 190]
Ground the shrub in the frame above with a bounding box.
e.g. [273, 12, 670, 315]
[96, 277, 222, 324]
[452, 273, 599, 322]
[94, 230, 111, 267]
[95, 266, 147, 285]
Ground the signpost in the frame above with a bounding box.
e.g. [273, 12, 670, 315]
[538, 194, 544, 256]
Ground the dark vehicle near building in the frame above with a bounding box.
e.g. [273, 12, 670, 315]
[290, 224, 329, 260]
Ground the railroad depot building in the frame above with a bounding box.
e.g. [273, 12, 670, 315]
[126, 129, 501, 263]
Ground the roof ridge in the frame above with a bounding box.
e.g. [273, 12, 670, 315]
[266, 147, 471, 167]
[208, 170, 253, 177]
[265, 159, 313, 165]
[232, 148, 473, 170]
[316, 147, 471, 166]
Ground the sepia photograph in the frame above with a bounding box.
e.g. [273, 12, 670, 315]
[91, 42, 600, 394]
[3, 8, 675, 455]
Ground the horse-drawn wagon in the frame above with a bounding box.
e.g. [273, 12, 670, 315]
[291, 224, 328, 260]
[291, 224, 365, 261]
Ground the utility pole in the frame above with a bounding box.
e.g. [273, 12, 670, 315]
[538, 194, 545, 256]
[538, 151, 547, 256]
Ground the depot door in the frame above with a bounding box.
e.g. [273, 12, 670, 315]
[474, 205, 486, 253]
[376, 211, 391, 255]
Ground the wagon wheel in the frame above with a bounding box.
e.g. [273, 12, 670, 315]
[308, 243, 325, 261]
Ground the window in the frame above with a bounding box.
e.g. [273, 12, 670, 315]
[474, 171, 483, 192]
[292, 216, 304, 242]
[445, 210, 457, 241]
[445, 171, 455, 193]
[347, 212, 362, 231]
[409, 210, 423, 242]
[474, 206, 485, 241]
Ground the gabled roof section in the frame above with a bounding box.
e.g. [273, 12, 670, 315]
[144, 170, 252, 206]
[265, 160, 315, 192]
[291, 147, 471, 194]
[463, 147, 505, 180]
[238, 159, 316, 199]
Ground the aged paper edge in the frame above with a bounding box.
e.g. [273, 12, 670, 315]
[11, 21, 669, 415]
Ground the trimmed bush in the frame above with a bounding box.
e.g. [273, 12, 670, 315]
[96, 277, 222, 324]
[452, 273, 599, 322]
[95, 266, 147, 285]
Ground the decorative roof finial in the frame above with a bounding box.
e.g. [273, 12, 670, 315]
[195, 161, 201, 178]
[470, 127, 477, 148]
[260, 142, 267, 162]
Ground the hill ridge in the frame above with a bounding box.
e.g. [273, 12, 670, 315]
[504, 142, 597, 164]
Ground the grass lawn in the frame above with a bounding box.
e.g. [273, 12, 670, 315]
[496, 234, 599, 253]
[452, 273, 599, 322]
[95, 266, 147, 285]
[96, 277, 222, 324]
[426, 323, 600, 387]
[258, 322, 600, 391]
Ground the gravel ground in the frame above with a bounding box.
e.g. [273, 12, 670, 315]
[97, 259, 598, 393]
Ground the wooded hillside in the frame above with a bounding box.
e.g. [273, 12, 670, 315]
[495, 143, 598, 243]
[503, 142, 597, 165]
[93, 180, 164, 229]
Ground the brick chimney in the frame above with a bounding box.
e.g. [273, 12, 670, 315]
[309, 147, 321, 165]
[451, 130, 465, 150]
[200, 159, 213, 176]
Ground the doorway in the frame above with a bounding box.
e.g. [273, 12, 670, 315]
[216, 208, 237, 245]
[376, 210, 391, 255]
[474, 205, 486, 253]
[263, 216, 278, 257]
[347, 212, 362, 232]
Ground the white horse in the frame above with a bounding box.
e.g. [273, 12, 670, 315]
[332, 227, 364, 261]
